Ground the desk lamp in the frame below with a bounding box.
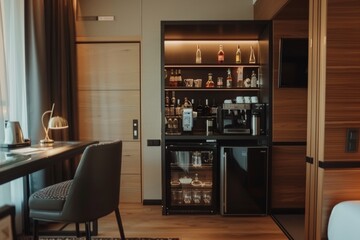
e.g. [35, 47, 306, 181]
[40, 103, 68, 145]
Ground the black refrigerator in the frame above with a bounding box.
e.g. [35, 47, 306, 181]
[220, 146, 268, 215]
[163, 141, 218, 214]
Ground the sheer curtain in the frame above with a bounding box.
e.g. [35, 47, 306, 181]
[0, 0, 27, 234]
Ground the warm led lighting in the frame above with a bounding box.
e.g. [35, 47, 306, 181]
[40, 103, 68, 145]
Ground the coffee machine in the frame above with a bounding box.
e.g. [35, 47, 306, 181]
[217, 103, 251, 134]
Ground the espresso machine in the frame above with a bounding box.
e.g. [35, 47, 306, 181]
[217, 103, 251, 134]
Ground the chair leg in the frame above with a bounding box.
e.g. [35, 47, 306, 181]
[33, 219, 39, 240]
[85, 221, 91, 240]
[115, 207, 126, 240]
[76, 222, 80, 237]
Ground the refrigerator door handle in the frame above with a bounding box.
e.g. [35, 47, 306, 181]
[224, 151, 227, 214]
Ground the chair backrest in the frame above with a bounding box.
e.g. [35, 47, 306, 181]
[61, 140, 122, 222]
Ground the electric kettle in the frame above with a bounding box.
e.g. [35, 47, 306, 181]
[4, 120, 25, 145]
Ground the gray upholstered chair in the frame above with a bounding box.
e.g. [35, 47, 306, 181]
[28, 140, 125, 240]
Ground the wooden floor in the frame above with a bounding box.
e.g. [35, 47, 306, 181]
[63, 203, 288, 240]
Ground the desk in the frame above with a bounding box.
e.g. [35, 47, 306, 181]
[0, 141, 98, 234]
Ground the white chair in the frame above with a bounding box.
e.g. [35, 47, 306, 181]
[328, 200, 360, 240]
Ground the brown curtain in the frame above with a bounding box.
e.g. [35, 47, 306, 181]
[25, 0, 78, 192]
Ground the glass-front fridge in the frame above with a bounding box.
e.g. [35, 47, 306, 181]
[163, 141, 218, 214]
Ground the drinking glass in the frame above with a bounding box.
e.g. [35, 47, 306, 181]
[202, 190, 212, 204]
[192, 190, 202, 204]
[171, 190, 183, 205]
[183, 190, 192, 204]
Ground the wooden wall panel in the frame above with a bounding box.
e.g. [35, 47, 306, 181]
[77, 42, 142, 203]
[271, 146, 306, 209]
[326, 0, 360, 67]
[78, 90, 140, 141]
[272, 20, 308, 142]
[254, 0, 288, 20]
[120, 174, 142, 203]
[321, 169, 360, 237]
[77, 43, 140, 90]
[324, 124, 360, 160]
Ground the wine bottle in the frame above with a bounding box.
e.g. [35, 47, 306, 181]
[203, 99, 210, 116]
[169, 69, 176, 87]
[177, 69, 183, 86]
[218, 45, 224, 63]
[165, 91, 170, 116]
[211, 99, 218, 116]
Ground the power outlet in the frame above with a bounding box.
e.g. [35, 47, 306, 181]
[147, 139, 161, 146]
[346, 128, 359, 152]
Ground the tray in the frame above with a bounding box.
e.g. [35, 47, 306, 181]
[0, 139, 31, 149]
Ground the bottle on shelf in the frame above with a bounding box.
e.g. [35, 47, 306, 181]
[196, 99, 203, 116]
[165, 91, 170, 116]
[218, 45, 224, 63]
[226, 68, 233, 88]
[191, 99, 195, 111]
[236, 67, 244, 88]
[196, 44, 202, 64]
[177, 69, 183, 86]
[169, 69, 177, 87]
[235, 45, 241, 64]
[251, 70, 258, 88]
[211, 99, 218, 116]
[216, 76, 223, 88]
[175, 98, 182, 116]
[206, 73, 215, 88]
[203, 99, 211, 116]
[182, 97, 192, 109]
[249, 46, 256, 64]
[170, 91, 176, 115]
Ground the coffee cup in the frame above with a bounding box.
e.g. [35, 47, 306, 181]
[185, 78, 193, 87]
[194, 79, 202, 88]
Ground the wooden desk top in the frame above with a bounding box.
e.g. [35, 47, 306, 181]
[0, 141, 98, 185]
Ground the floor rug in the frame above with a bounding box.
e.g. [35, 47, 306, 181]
[18, 237, 179, 240]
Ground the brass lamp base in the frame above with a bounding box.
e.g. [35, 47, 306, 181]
[40, 138, 54, 145]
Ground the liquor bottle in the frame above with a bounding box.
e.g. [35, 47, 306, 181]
[196, 44, 202, 64]
[175, 99, 182, 116]
[196, 99, 203, 116]
[251, 70, 258, 88]
[206, 73, 215, 88]
[191, 99, 195, 111]
[249, 46, 256, 64]
[211, 99, 218, 116]
[183, 97, 192, 109]
[226, 68, 233, 88]
[165, 91, 170, 116]
[203, 99, 211, 116]
[235, 45, 241, 63]
[177, 69, 183, 86]
[170, 91, 176, 115]
[216, 77, 223, 88]
[218, 45, 224, 63]
[236, 67, 244, 88]
[169, 69, 177, 87]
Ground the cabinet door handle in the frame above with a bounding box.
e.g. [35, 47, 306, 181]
[224, 151, 227, 214]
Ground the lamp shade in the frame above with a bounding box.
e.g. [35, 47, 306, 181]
[48, 116, 68, 129]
